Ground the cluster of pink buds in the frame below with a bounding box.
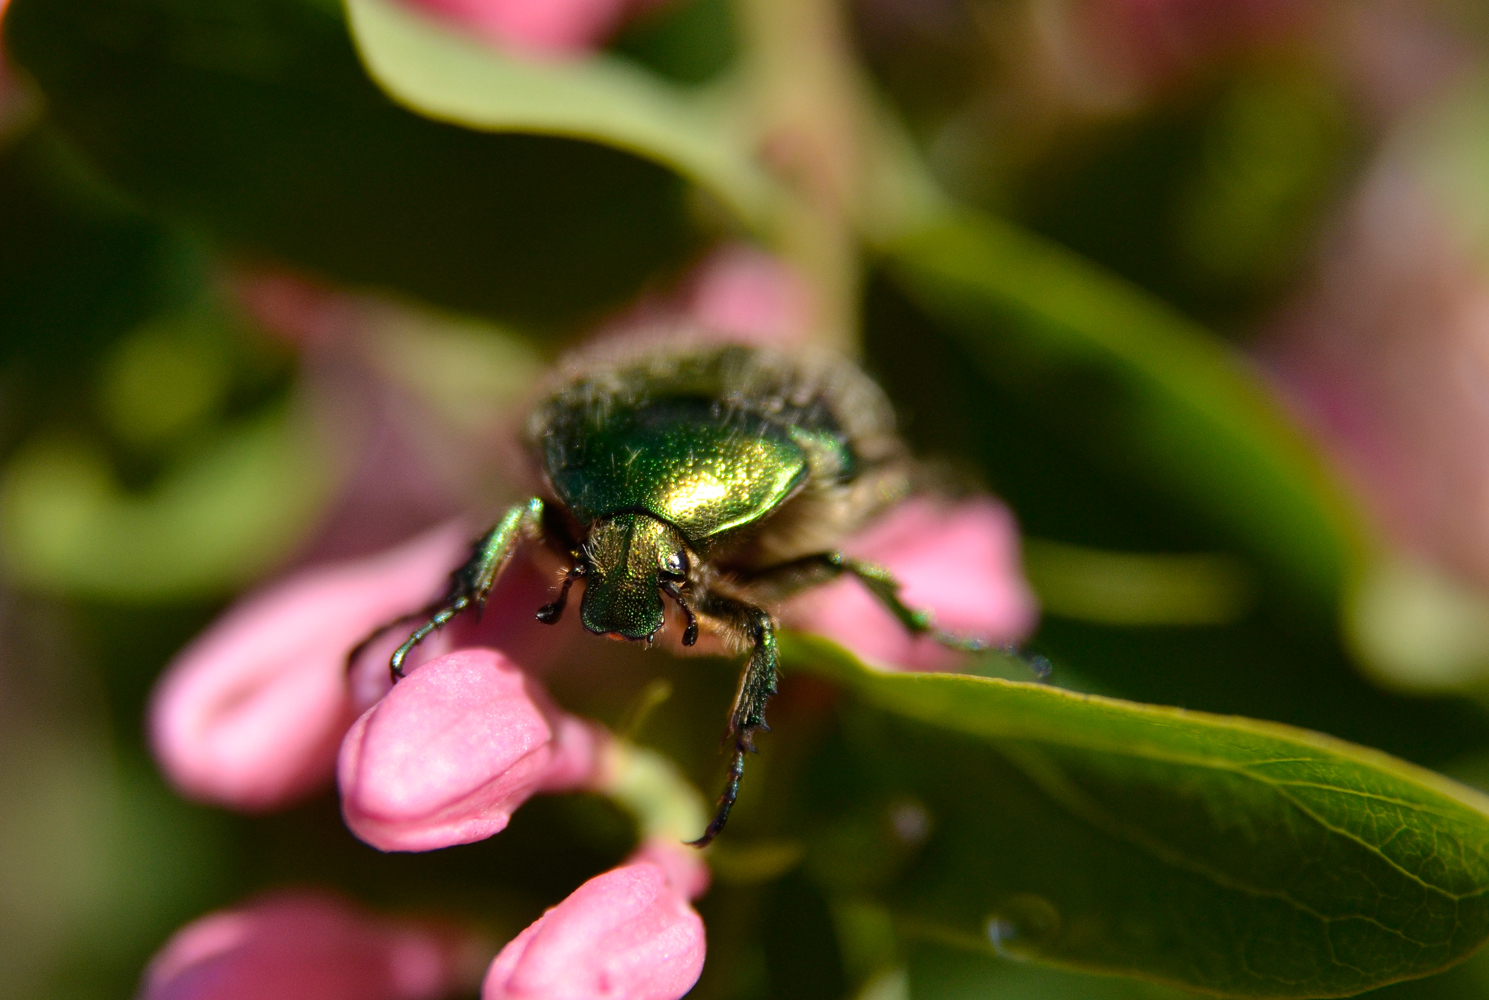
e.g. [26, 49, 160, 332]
[143, 499, 1032, 998]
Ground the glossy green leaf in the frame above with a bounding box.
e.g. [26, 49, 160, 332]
[4, 0, 697, 327]
[783, 633, 1489, 997]
[343, 0, 776, 227]
[883, 209, 1366, 603]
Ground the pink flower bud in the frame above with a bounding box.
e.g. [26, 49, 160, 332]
[481, 856, 705, 1000]
[339, 647, 604, 852]
[141, 892, 474, 1000]
[785, 496, 1038, 671]
[588, 243, 814, 354]
[228, 266, 362, 349]
[149, 522, 469, 811]
[405, 0, 669, 56]
[627, 837, 710, 902]
[678, 243, 815, 348]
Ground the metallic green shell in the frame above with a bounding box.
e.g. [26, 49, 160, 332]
[543, 398, 823, 540]
[528, 342, 904, 559]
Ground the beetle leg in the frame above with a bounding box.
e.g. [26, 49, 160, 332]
[660, 580, 699, 646]
[346, 609, 430, 674]
[742, 552, 988, 652]
[388, 498, 546, 682]
[687, 595, 777, 848]
[536, 565, 584, 625]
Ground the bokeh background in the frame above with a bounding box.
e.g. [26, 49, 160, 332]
[9, 0, 1489, 997]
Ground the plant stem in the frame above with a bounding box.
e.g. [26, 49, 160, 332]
[734, 0, 868, 355]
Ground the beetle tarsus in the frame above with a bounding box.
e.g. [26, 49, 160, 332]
[347, 610, 427, 675]
[389, 500, 546, 682]
[536, 567, 583, 625]
[687, 598, 778, 847]
[661, 581, 699, 646]
[389, 601, 466, 682]
[688, 740, 748, 848]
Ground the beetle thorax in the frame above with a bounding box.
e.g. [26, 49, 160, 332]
[579, 513, 689, 641]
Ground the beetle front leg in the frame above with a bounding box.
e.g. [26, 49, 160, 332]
[688, 596, 778, 848]
[535, 564, 584, 625]
[387, 498, 546, 681]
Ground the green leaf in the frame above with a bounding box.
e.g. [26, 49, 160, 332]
[4, 0, 698, 327]
[343, 0, 776, 228]
[882, 209, 1366, 604]
[783, 633, 1489, 997]
[0, 404, 341, 600]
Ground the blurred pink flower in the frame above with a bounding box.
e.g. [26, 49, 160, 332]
[676, 243, 816, 347]
[149, 522, 469, 812]
[481, 848, 706, 1000]
[1259, 120, 1489, 590]
[141, 893, 476, 1000]
[1045, 0, 1315, 106]
[593, 242, 816, 353]
[404, 0, 670, 56]
[784, 495, 1038, 671]
[229, 266, 362, 349]
[339, 647, 606, 852]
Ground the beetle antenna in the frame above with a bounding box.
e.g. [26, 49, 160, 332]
[536, 566, 583, 625]
[661, 581, 698, 646]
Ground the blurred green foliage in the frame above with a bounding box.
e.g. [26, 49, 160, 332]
[6, 0, 699, 329]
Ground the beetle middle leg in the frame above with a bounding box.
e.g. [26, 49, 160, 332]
[687, 593, 778, 848]
[386, 498, 547, 681]
[743, 552, 988, 652]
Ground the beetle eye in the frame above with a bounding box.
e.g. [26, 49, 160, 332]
[660, 550, 688, 580]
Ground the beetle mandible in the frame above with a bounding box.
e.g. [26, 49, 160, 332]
[378, 339, 979, 846]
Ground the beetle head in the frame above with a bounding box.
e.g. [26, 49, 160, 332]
[579, 513, 690, 641]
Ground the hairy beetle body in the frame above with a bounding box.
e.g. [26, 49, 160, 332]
[529, 342, 907, 565]
[384, 338, 968, 845]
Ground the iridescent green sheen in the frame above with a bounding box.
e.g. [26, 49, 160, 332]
[578, 512, 687, 639]
[387, 342, 931, 846]
[544, 398, 810, 541]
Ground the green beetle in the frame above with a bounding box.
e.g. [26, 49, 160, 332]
[387, 340, 974, 845]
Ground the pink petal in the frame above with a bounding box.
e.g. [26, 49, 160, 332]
[228, 265, 362, 349]
[404, 0, 667, 55]
[339, 648, 605, 852]
[677, 243, 815, 348]
[150, 522, 470, 811]
[784, 496, 1039, 671]
[627, 837, 711, 901]
[1257, 141, 1489, 590]
[584, 242, 815, 352]
[141, 892, 470, 1000]
[482, 861, 705, 1000]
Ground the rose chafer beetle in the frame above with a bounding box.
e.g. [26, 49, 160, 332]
[384, 339, 979, 846]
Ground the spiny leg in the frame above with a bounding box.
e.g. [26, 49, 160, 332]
[660, 580, 699, 646]
[741, 551, 989, 652]
[688, 597, 777, 848]
[389, 498, 546, 681]
[347, 609, 428, 674]
[536, 565, 584, 625]
[836, 556, 988, 651]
